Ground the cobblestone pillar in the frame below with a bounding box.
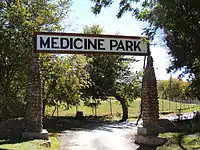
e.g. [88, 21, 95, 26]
[141, 56, 159, 125]
[24, 52, 42, 132]
[135, 56, 166, 147]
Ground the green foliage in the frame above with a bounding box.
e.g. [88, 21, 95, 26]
[84, 24, 103, 34]
[157, 80, 169, 99]
[0, 0, 71, 120]
[82, 24, 141, 121]
[139, 1, 200, 99]
[159, 131, 200, 150]
[90, 0, 200, 98]
[157, 78, 190, 100]
[117, 72, 142, 103]
[40, 54, 91, 109]
[82, 25, 140, 102]
[91, 0, 140, 18]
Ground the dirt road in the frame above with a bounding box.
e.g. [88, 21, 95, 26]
[60, 121, 139, 150]
[60, 112, 198, 150]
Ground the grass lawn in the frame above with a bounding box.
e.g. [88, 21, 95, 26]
[46, 98, 200, 120]
[158, 119, 200, 150]
[0, 133, 60, 150]
[158, 132, 200, 150]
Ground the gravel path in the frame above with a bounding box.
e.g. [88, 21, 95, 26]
[59, 112, 199, 150]
[60, 121, 139, 150]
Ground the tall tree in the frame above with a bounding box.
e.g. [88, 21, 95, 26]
[83, 25, 140, 121]
[40, 54, 91, 118]
[90, 0, 200, 99]
[157, 79, 190, 100]
[0, 0, 71, 121]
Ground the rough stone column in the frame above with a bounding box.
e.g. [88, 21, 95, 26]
[141, 56, 159, 125]
[135, 56, 166, 147]
[24, 52, 42, 132]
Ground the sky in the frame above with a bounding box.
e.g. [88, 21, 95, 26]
[64, 0, 178, 80]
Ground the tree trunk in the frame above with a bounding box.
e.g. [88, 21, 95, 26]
[51, 106, 56, 117]
[42, 99, 47, 121]
[118, 97, 128, 122]
[109, 98, 113, 115]
[111, 90, 128, 122]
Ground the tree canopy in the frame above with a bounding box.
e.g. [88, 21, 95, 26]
[83, 24, 141, 121]
[0, 0, 71, 120]
[157, 79, 190, 100]
[90, 0, 200, 98]
[40, 54, 91, 117]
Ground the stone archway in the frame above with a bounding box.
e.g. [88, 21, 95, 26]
[22, 32, 163, 144]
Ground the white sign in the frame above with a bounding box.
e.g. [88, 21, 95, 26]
[35, 32, 150, 56]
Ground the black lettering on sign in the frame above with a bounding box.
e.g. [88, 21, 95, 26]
[51, 37, 59, 48]
[125, 40, 133, 51]
[116, 40, 125, 51]
[60, 38, 69, 49]
[110, 40, 118, 50]
[98, 39, 105, 50]
[134, 41, 141, 51]
[84, 39, 87, 49]
[70, 38, 73, 49]
[74, 38, 83, 49]
[40, 37, 50, 48]
[88, 39, 97, 50]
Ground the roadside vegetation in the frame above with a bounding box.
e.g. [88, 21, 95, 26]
[0, 133, 60, 150]
[158, 132, 200, 150]
[158, 118, 200, 150]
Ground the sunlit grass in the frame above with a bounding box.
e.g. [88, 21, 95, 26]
[45, 98, 200, 120]
[0, 133, 60, 150]
[158, 119, 200, 150]
[158, 132, 200, 150]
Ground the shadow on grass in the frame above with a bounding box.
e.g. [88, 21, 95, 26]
[0, 137, 32, 146]
[136, 145, 157, 150]
[177, 133, 188, 150]
[160, 111, 174, 115]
